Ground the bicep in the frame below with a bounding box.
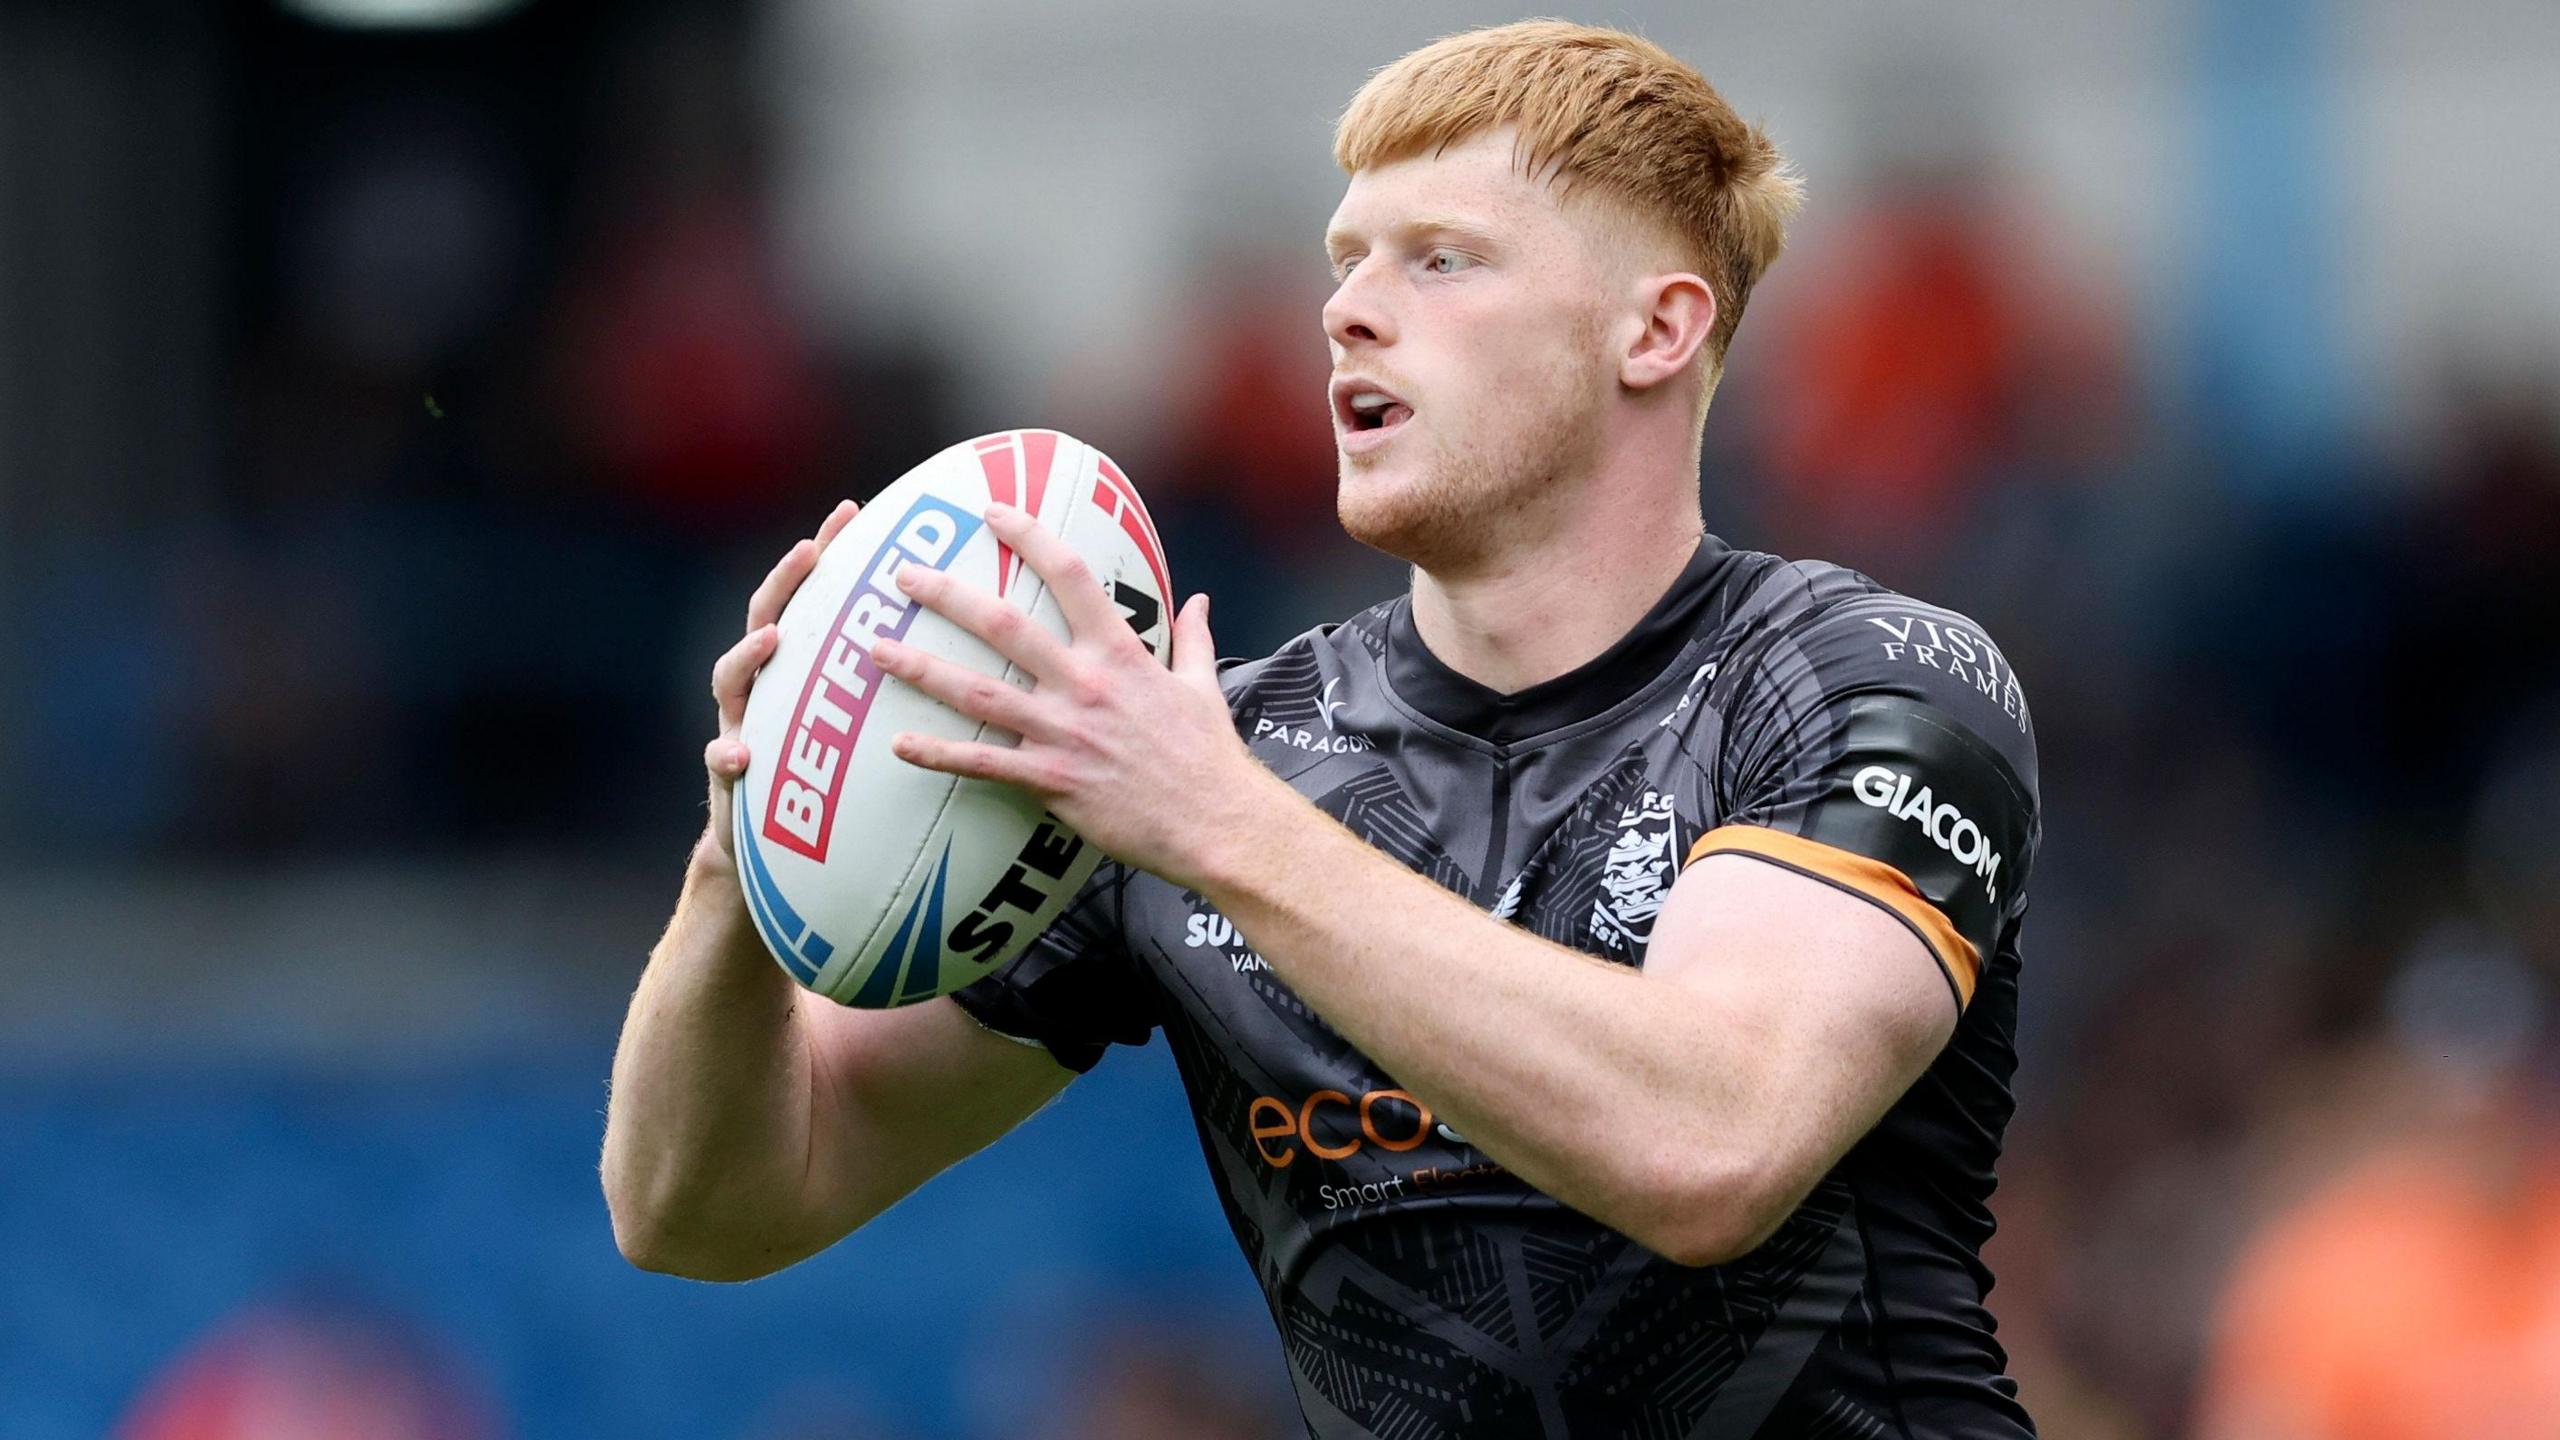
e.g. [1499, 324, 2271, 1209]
[1644, 851, 1956, 1207]
[796, 994, 1076, 1240]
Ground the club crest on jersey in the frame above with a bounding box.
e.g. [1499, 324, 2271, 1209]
[1592, 790, 1678, 951]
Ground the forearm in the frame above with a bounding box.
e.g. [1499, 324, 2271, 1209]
[1197, 788, 1758, 1255]
[602, 833, 818, 1271]
[856, 503, 1926, 1264]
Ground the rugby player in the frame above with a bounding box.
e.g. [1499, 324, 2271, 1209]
[604, 20, 2043, 1437]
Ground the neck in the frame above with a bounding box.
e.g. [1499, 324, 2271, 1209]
[1408, 459, 1705, 696]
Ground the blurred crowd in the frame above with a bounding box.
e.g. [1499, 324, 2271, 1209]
[8, 2, 2560, 1438]
[105, 1298, 1296, 1440]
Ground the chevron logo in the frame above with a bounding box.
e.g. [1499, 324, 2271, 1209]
[850, 842, 956, 1007]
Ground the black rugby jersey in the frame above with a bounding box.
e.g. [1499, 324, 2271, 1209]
[954, 534, 2042, 1439]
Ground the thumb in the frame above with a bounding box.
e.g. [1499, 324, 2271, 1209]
[1171, 592, 1219, 688]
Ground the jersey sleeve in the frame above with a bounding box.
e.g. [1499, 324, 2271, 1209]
[1693, 599, 2040, 1010]
[947, 859, 1159, 1072]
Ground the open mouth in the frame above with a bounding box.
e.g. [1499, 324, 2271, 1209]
[1348, 392, 1414, 432]
[1333, 378, 1414, 436]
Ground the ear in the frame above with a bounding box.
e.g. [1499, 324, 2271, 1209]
[1620, 272, 1718, 394]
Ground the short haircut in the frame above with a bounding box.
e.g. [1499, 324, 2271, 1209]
[1335, 19, 1803, 364]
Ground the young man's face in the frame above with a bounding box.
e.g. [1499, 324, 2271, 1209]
[1322, 127, 1630, 571]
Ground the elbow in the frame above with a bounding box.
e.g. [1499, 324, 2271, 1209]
[605, 1201, 698, 1279]
[1647, 1216, 1786, 1271]
[609, 1215, 688, 1277]
[618, 1240, 772, 1285]
[609, 1205, 785, 1284]
[1620, 1149, 1799, 1269]
[603, 1173, 791, 1283]
[602, 1179, 708, 1278]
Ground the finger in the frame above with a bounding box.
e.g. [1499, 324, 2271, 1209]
[712, 625, 780, 729]
[1171, 593, 1218, 687]
[871, 639, 1051, 740]
[814, 498, 859, 552]
[747, 538, 819, 631]
[889, 731, 1050, 792]
[704, 735, 750, 782]
[891, 564, 1072, 678]
[982, 503, 1129, 645]
[702, 735, 748, 847]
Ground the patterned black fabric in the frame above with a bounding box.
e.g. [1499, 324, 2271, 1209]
[953, 536, 2041, 1438]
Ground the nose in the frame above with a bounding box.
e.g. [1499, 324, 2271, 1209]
[1324, 265, 1394, 354]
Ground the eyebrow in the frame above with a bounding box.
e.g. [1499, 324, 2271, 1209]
[1322, 215, 1502, 259]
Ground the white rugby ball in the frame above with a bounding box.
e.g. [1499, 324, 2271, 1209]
[733, 429, 1172, 1006]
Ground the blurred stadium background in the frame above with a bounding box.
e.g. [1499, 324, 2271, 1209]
[6, 0, 2559, 1436]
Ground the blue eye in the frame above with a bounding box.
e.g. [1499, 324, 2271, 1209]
[1426, 250, 1474, 274]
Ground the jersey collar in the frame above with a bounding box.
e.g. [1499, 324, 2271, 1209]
[1383, 534, 1740, 745]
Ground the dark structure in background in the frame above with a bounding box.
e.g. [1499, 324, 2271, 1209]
[2, 0, 958, 862]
